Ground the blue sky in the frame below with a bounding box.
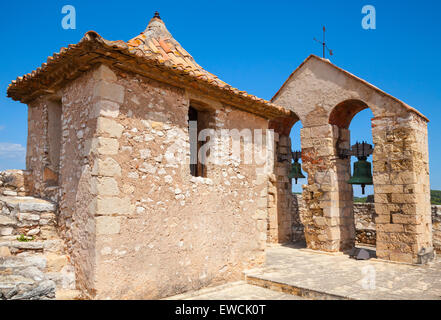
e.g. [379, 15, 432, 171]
[0, 0, 440, 196]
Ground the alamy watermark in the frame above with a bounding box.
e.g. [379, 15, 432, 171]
[362, 5, 376, 30]
[61, 5, 76, 30]
[361, 265, 376, 290]
[166, 122, 275, 168]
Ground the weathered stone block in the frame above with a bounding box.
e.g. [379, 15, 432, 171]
[97, 117, 124, 138]
[0, 227, 13, 236]
[256, 198, 267, 209]
[93, 81, 125, 104]
[95, 197, 133, 216]
[91, 177, 119, 196]
[0, 215, 16, 226]
[375, 214, 391, 224]
[17, 212, 40, 221]
[375, 184, 404, 194]
[46, 253, 69, 272]
[18, 200, 56, 212]
[254, 209, 267, 220]
[0, 246, 11, 257]
[93, 64, 117, 82]
[392, 214, 421, 225]
[377, 223, 404, 233]
[389, 171, 417, 185]
[391, 193, 417, 204]
[96, 216, 121, 235]
[92, 157, 122, 177]
[389, 252, 414, 264]
[92, 138, 119, 155]
[91, 100, 120, 119]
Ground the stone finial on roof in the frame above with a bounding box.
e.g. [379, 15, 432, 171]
[153, 11, 161, 20]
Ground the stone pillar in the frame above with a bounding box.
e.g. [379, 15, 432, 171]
[300, 124, 355, 252]
[372, 114, 433, 264]
[267, 132, 293, 243]
[60, 64, 127, 297]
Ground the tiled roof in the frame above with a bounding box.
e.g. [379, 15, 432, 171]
[7, 12, 292, 119]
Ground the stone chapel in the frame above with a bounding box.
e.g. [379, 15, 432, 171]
[3, 13, 433, 299]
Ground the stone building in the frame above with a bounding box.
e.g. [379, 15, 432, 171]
[5, 13, 433, 299]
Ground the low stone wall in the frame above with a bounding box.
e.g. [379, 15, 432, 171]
[291, 194, 441, 252]
[291, 195, 305, 243]
[0, 196, 58, 241]
[0, 170, 79, 300]
[353, 203, 376, 245]
[0, 170, 57, 241]
[0, 170, 32, 197]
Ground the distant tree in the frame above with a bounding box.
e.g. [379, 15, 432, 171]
[352, 190, 441, 205]
[354, 196, 367, 203]
[431, 190, 441, 205]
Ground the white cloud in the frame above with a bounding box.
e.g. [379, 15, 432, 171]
[0, 143, 26, 159]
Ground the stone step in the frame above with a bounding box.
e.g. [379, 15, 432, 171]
[164, 281, 306, 300]
[0, 196, 56, 213]
[244, 271, 350, 300]
[0, 254, 47, 272]
[0, 239, 63, 254]
[0, 277, 56, 300]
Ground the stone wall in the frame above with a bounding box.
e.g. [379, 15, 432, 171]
[85, 65, 269, 299]
[353, 203, 376, 245]
[433, 206, 441, 252]
[291, 194, 305, 243]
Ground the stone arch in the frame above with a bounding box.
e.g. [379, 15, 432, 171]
[267, 114, 304, 243]
[329, 99, 369, 129]
[272, 55, 433, 263]
[325, 99, 375, 252]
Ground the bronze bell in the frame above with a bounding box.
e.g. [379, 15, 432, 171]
[347, 156, 373, 194]
[289, 160, 306, 184]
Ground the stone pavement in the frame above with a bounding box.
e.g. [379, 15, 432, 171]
[165, 281, 306, 300]
[244, 244, 441, 300]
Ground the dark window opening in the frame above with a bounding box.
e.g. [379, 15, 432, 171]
[188, 106, 207, 177]
[44, 99, 62, 186]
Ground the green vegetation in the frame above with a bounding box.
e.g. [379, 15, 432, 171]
[17, 234, 34, 242]
[354, 196, 367, 203]
[353, 190, 441, 205]
[432, 190, 441, 205]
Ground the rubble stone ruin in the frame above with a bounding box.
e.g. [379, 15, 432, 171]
[4, 13, 433, 299]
